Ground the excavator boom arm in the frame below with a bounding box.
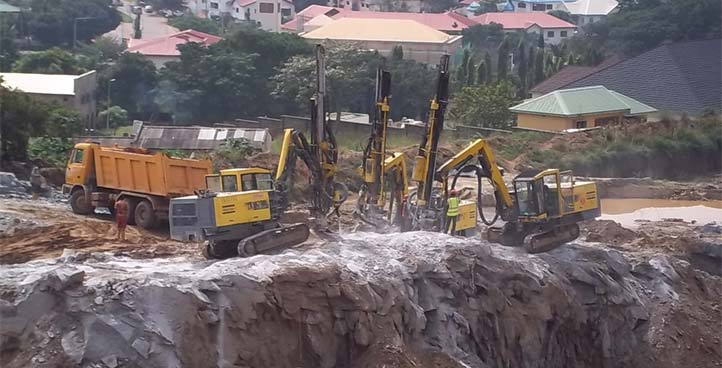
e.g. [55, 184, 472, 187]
[437, 138, 514, 209]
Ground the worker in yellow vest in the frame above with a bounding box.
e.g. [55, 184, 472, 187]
[446, 189, 460, 235]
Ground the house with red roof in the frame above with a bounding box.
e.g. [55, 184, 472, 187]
[471, 12, 576, 44]
[282, 6, 476, 35]
[127, 30, 223, 67]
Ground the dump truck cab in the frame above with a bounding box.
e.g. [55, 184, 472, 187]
[64, 143, 97, 190]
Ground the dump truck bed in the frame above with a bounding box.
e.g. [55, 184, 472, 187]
[94, 147, 211, 197]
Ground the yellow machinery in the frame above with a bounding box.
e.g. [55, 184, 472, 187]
[356, 65, 408, 225]
[169, 45, 348, 258]
[402, 54, 600, 252]
[436, 139, 601, 253]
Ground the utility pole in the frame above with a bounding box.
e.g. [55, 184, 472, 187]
[106, 78, 116, 130]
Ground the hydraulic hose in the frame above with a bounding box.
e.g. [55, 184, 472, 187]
[449, 164, 500, 226]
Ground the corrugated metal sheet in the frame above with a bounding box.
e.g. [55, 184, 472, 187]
[76, 125, 272, 153]
[510, 85, 657, 117]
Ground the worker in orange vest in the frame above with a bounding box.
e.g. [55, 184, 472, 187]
[446, 189, 460, 235]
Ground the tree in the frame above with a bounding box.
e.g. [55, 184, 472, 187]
[534, 48, 544, 84]
[0, 85, 48, 162]
[517, 40, 527, 97]
[101, 53, 158, 114]
[44, 108, 82, 138]
[548, 10, 573, 23]
[449, 82, 517, 129]
[461, 24, 505, 50]
[475, 61, 486, 85]
[159, 42, 261, 123]
[273, 42, 376, 120]
[484, 52, 492, 82]
[386, 58, 435, 120]
[168, 15, 221, 36]
[0, 17, 18, 72]
[496, 36, 510, 81]
[465, 57, 475, 86]
[456, 48, 471, 86]
[537, 32, 545, 48]
[391, 45, 403, 60]
[98, 106, 129, 128]
[423, 0, 457, 13]
[527, 45, 536, 87]
[12, 48, 85, 74]
[25, 0, 120, 47]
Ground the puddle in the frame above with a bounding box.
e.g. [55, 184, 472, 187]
[600, 198, 722, 228]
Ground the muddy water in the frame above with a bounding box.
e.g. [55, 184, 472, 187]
[600, 198, 722, 227]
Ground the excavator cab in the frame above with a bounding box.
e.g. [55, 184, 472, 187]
[512, 169, 567, 220]
[205, 168, 274, 193]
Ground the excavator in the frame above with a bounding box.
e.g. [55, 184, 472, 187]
[168, 45, 348, 258]
[403, 54, 601, 253]
[356, 65, 408, 225]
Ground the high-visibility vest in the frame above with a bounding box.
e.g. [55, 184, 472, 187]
[447, 197, 460, 217]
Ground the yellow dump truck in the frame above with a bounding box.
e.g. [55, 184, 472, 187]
[63, 142, 212, 229]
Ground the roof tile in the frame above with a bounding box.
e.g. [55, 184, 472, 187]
[127, 29, 223, 57]
[471, 12, 576, 29]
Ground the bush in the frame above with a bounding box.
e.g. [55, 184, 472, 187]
[212, 138, 258, 170]
[28, 137, 74, 167]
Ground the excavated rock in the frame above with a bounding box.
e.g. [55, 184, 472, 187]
[0, 232, 719, 368]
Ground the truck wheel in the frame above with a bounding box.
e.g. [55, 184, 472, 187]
[134, 200, 157, 229]
[70, 190, 93, 215]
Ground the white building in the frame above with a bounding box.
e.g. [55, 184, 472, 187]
[471, 12, 577, 45]
[198, 0, 295, 32]
[230, 0, 295, 32]
[0, 71, 98, 129]
[505, 0, 573, 13]
[562, 0, 618, 26]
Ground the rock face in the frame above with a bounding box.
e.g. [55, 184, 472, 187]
[0, 232, 719, 368]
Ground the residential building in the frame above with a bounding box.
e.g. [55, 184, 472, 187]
[326, 0, 422, 12]
[504, 0, 574, 13]
[0, 71, 98, 129]
[565, 39, 721, 118]
[562, 0, 618, 25]
[510, 85, 656, 132]
[127, 30, 223, 67]
[471, 12, 576, 44]
[282, 6, 475, 34]
[300, 18, 463, 64]
[230, 0, 295, 32]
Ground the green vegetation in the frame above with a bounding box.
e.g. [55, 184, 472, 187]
[9, 0, 121, 47]
[98, 106, 129, 128]
[449, 82, 518, 129]
[168, 15, 221, 35]
[28, 137, 75, 167]
[524, 118, 722, 179]
[566, 0, 720, 58]
[12, 48, 85, 74]
[212, 138, 258, 171]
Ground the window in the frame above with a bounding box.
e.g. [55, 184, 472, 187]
[532, 3, 545, 10]
[560, 30, 567, 37]
[281, 7, 291, 16]
[206, 175, 221, 191]
[517, 1, 526, 8]
[575, 121, 587, 129]
[210, 2, 218, 8]
[547, 30, 554, 37]
[546, 4, 552, 9]
[221, 175, 238, 192]
[235, 7, 239, 12]
[259, 2, 274, 12]
[241, 173, 273, 191]
[72, 149, 84, 164]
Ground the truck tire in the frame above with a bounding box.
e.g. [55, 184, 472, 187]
[70, 189, 93, 215]
[134, 200, 157, 229]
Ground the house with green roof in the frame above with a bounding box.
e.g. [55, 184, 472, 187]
[510, 85, 657, 132]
